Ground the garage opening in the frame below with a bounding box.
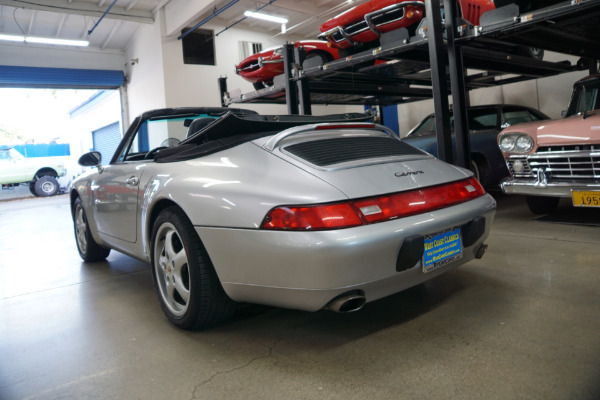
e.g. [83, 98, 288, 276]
[0, 65, 126, 201]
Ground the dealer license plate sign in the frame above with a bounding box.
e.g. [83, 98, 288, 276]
[571, 190, 600, 208]
[423, 228, 463, 273]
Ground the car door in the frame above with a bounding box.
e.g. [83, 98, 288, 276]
[90, 115, 189, 243]
[89, 120, 152, 243]
[90, 162, 145, 243]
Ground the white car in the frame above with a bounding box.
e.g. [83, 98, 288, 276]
[71, 107, 496, 329]
[0, 147, 65, 196]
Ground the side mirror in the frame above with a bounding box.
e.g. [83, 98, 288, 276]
[78, 151, 102, 167]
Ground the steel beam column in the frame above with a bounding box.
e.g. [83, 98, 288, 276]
[218, 77, 228, 107]
[425, 0, 452, 164]
[295, 46, 312, 115]
[444, 0, 470, 170]
[283, 43, 299, 115]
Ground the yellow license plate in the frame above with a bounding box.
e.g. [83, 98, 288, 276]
[572, 190, 600, 208]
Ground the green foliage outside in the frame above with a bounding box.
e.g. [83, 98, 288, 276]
[0, 124, 26, 144]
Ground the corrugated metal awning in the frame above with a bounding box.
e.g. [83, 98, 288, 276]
[0, 65, 124, 89]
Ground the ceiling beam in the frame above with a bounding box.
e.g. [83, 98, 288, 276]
[101, 19, 122, 49]
[56, 13, 67, 36]
[265, 0, 324, 16]
[126, 0, 139, 11]
[81, 18, 92, 39]
[0, 0, 155, 24]
[27, 9, 36, 35]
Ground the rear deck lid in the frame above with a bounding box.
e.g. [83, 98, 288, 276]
[257, 123, 472, 198]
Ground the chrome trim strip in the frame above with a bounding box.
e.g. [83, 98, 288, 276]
[318, 1, 424, 44]
[501, 179, 600, 197]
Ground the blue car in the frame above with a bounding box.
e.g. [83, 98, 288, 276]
[402, 104, 549, 189]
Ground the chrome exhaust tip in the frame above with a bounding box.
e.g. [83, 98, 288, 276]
[326, 292, 366, 313]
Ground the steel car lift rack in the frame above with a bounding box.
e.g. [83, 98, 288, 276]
[218, 0, 600, 169]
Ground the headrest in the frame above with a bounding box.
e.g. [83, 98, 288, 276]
[186, 117, 216, 138]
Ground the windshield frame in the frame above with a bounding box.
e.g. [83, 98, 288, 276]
[565, 78, 600, 117]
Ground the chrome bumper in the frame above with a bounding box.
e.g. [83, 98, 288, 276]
[318, 1, 424, 45]
[501, 178, 600, 197]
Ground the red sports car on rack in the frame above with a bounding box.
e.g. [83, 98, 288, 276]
[318, 0, 426, 50]
[318, 0, 562, 51]
[235, 40, 339, 90]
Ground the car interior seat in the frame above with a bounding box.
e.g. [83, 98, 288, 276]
[186, 118, 216, 139]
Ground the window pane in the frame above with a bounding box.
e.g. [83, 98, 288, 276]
[467, 109, 498, 130]
[182, 29, 215, 65]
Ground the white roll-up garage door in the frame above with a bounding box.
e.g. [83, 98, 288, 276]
[92, 122, 121, 165]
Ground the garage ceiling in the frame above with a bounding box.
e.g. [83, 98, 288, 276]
[0, 0, 365, 51]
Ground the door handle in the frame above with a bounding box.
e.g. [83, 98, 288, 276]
[125, 176, 139, 187]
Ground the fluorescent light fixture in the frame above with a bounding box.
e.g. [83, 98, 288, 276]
[0, 34, 25, 42]
[244, 11, 288, 24]
[26, 37, 89, 46]
[0, 34, 89, 47]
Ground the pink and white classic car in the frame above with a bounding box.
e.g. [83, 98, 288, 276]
[498, 74, 600, 214]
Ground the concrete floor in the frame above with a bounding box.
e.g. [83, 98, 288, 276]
[0, 192, 599, 400]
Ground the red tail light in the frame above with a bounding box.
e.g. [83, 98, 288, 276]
[261, 203, 363, 230]
[353, 177, 485, 224]
[261, 177, 485, 231]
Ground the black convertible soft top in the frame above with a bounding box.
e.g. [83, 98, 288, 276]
[154, 111, 373, 163]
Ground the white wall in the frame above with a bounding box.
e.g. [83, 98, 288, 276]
[67, 90, 123, 174]
[69, 91, 122, 154]
[124, 19, 168, 119]
[124, 13, 362, 119]
[160, 22, 291, 111]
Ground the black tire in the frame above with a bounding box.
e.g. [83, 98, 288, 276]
[253, 82, 265, 90]
[28, 181, 36, 196]
[470, 156, 491, 188]
[34, 175, 59, 197]
[304, 50, 334, 67]
[73, 197, 111, 261]
[470, 160, 481, 182]
[525, 195, 560, 215]
[150, 206, 236, 330]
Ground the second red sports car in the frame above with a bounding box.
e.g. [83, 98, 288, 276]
[235, 40, 339, 90]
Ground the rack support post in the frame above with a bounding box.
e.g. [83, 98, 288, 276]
[295, 46, 312, 115]
[283, 43, 299, 115]
[425, 0, 453, 164]
[445, 0, 470, 170]
[218, 77, 228, 108]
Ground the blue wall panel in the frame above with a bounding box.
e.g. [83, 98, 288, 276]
[13, 144, 71, 158]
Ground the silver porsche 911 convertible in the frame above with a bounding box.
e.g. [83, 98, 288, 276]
[71, 107, 496, 330]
